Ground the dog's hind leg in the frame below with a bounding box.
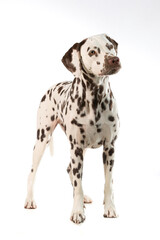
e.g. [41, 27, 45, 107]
[24, 109, 58, 209]
[24, 90, 59, 209]
[24, 129, 50, 209]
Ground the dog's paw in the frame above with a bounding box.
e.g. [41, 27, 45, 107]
[84, 195, 92, 204]
[70, 211, 86, 224]
[24, 199, 37, 209]
[103, 202, 118, 218]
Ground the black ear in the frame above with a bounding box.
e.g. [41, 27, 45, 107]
[105, 35, 118, 52]
[62, 39, 87, 75]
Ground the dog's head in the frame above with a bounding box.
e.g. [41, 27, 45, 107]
[62, 33, 121, 77]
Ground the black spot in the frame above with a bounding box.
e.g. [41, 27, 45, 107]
[70, 95, 74, 102]
[51, 115, 55, 121]
[98, 140, 103, 145]
[106, 43, 114, 50]
[105, 98, 109, 104]
[108, 148, 114, 156]
[99, 85, 104, 94]
[89, 73, 95, 78]
[111, 135, 117, 146]
[75, 147, 83, 161]
[61, 101, 65, 113]
[41, 95, 46, 102]
[109, 160, 114, 171]
[46, 126, 50, 131]
[76, 109, 80, 115]
[101, 102, 106, 111]
[57, 86, 63, 94]
[60, 113, 64, 121]
[110, 160, 114, 166]
[109, 99, 113, 111]
[73, 168, 78, 175]
[72, 159, 75, 164]
[92, 96, 98, 111]
[60, 90, 65, 95]
[49, 90, 52, 100]
[108, 116, 115, 122]
[80, 113, 86, 117]
[103, 152, 107, 164]
[95, 111, 101, 122]
[31, 169, 34, 172]
[82, 80, 86, 90]
[65, 107, 68, 115]
[56, 82, 62, 87]
[41, 129, 46, 142]
[80, 140, 85, 144]
[83, 73, 93, 84]
[77, 92, 86, 112]
[90, 120, 94, 125]
[75, 93, 79, 99]
[67, 166, 70, 174]
[74, 180, 77, 187]
[69, 135, 72, 142]
[71, 143, 74, 150]
[78, 162, 82, 170]
[77, 173, 81, 179]
[80, 128, 85, 134]
[37, 129, 40, 140]
[71, 119, 83, 127]
[97, 61, 100, 65]
[97, 129, 101, 133]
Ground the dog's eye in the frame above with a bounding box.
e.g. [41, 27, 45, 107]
[89, 50, 96, 56]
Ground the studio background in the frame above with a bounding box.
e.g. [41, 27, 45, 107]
[0, 0, 160, 239]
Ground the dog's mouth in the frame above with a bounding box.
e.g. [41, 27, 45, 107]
[107, 65, 121, 75]
[100, 64, 121, 76]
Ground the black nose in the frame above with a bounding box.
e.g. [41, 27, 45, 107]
[108, 57, 120, 66]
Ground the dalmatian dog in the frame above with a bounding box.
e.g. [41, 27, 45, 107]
[24, 33, 121, 224]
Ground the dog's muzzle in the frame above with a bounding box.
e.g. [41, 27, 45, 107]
[101, 56, 121, 76]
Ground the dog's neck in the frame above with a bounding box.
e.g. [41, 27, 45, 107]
[73, 68, 110, 94]
[70, 72, 113, 117]
[70, 70, 113, 109]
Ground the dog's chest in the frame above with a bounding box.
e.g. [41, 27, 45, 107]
[80, 103, 119, 148]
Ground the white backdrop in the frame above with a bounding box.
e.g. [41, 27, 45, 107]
[0, 0, 160, 239]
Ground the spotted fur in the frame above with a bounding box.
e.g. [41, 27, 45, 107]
[24, 33, 121, 223]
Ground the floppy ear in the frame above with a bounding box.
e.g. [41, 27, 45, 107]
[105, 35, 118, 53]
[62, 39, 87, 76]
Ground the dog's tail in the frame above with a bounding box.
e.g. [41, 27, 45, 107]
[48, 134, 54, 156]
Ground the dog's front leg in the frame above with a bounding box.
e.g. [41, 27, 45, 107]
[103, 143, 118, 218]
[70, 145, 85, 224]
